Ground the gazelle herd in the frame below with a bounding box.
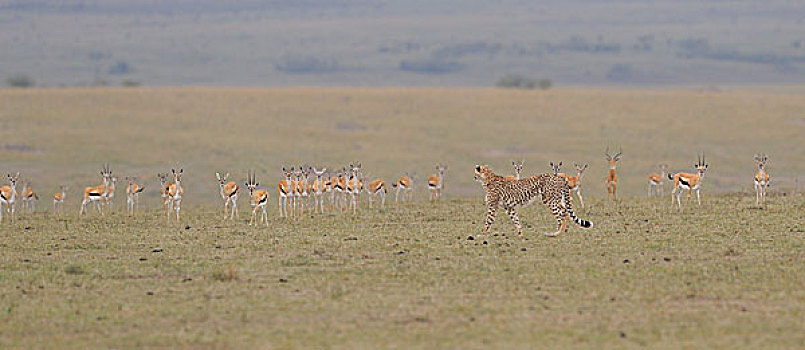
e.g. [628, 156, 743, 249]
[0, 150, 781, 223]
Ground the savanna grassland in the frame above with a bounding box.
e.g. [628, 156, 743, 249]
[0, 87, 804, 348]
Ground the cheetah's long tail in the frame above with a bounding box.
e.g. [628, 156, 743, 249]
[566, 191, 593, 228]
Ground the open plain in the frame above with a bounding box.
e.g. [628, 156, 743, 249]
[0, 87, 804, 348]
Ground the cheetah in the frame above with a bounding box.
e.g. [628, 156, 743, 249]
[474, 165, 593, 237]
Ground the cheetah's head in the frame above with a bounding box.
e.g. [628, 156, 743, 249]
[474, 165, 488, 183]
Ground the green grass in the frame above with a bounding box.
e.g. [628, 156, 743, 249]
[0, 87, 804, 347]
[1, 194, 803, 348]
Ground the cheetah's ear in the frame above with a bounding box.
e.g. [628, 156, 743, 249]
[475, 165, 481, 172]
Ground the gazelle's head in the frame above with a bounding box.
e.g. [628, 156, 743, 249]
[157, 173, 168, 186]
[436, 164, 447, 177]
[301, 166, 311, 181]
[125, 176, 136, 189]
[171, 168, 183, 184]
[605, 147, 622, 169]
[7, 172, 19, 190]
[574, 162, 589, 176]
[110, 176, 118, 186]
[282, 167, 294, 181]
[549, 161, 563, 175]
[511, 159, 524, 178]
[695, 153, 708, 177]
[754, 153, 768, 171]
[244, 170, 259, 195]
[659, 163, 669, 174]
[216, 172, 230, 188]
[59, 185, 67, 194]
[312, 167, 326, 179]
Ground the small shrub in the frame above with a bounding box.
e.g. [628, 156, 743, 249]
[6, 74, 34, 88]
[496, 75, 551, 90]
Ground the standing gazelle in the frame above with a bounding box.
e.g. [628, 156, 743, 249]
[157, 173, 171, 217]
[428, 164, 447, 201]
[168, 168, 184, 223]
[216, 172, 239, 221]
[648, 164, 669, 197]
[563, 163, 589, 208]
[245, 171, 269, 226]
[295, 167, 310, 217]
[80, 165, 112, 216]
[669, 153, 709, 209]
[392, 173, 413, 203]
[20, 179, 39, 213]
[311, 167, 327, 213]
[605, 147, 622, 201]
[346, 163, 363, 214]
[125, 177, 145, 215]
[754, 153, 771, 206]
[0, 173, 20, 222]
[505, 159, 524, 180]
[53, 186, 67, 213]
[277, 167, 295, 218]
[367, 178, 387, 208]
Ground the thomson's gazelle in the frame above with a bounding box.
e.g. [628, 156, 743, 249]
[216, 172, 239, 220]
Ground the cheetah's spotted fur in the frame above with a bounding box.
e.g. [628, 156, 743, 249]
[474, 165, 592, 237]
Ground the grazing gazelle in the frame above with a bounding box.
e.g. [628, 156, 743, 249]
[277, 167, 295, 218]
[669, 153, 709, 209]
[648, 164, 669, 197]
[505, 159, 525, 180]
[392, 173, 413, 203]
[0, 173, 20, 222]
[245, 171, 269, 226]
[311, 167, 327, 214]
[428, 164, 447, 201]
[167, 168, 184, 223]
[216, 172, 239, 221]
[366, 177, 387, 208]
[753, 153, 771, 206]
[125, 177, 145, 215]
[605, 147, 622, 201]
[559, 163, 589, 208]
[53, 186, 67, 213]
[157, 173, 171, 217]
[20, 179, 39, 213]
[80, 165, 112, 216]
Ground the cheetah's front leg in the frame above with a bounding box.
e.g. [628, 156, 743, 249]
[483, 202, 497, 236]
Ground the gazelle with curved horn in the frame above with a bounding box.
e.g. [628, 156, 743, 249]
[216, 172, 239, 221]
[0, 173, 20, 222]
[648, 164, 669, 197]
[80, 164, 112, 216]
[754, 153, 771, 206]
[669, 153, 709, 209]
[605, 147, 622, 201]
[245, 170, 269, 226]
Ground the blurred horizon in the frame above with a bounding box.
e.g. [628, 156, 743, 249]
[1, 0, 804, 87]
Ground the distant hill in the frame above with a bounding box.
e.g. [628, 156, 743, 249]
[1, 0, 803, 87]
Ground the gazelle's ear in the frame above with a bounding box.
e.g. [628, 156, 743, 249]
[171, 168, 176, 175]
[180, 169, 183, 174]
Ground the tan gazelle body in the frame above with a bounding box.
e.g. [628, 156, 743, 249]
[669, 153, 709, 209]
[216, 172, 239, 220]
